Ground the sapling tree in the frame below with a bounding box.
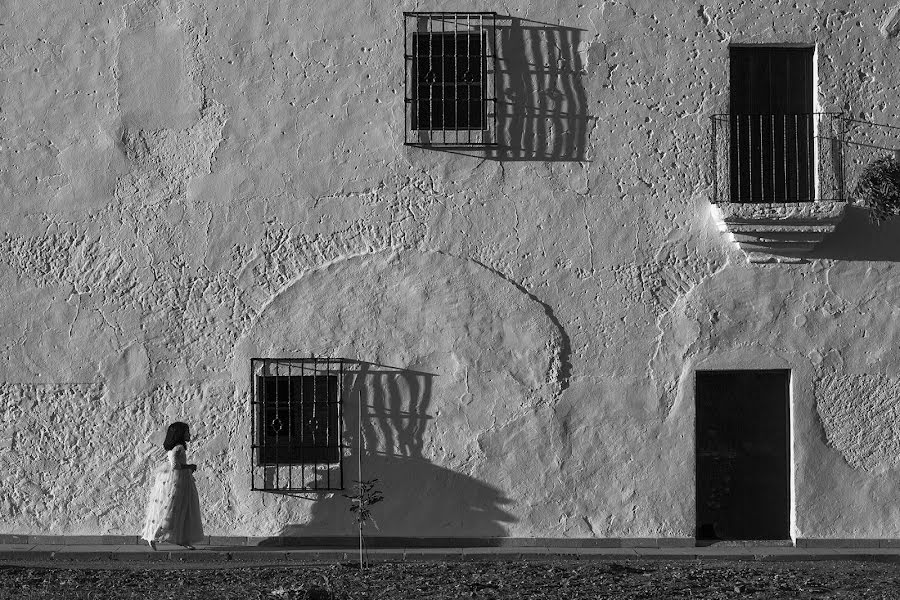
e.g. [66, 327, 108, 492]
[344, 390, 384, 570]
[344, 478, 383, 569]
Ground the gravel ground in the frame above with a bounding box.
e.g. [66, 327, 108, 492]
[2, 559, 900, 599]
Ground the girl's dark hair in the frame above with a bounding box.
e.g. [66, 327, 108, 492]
[163, 422, 190, 451]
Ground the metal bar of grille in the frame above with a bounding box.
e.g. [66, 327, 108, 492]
[747, 115, 753, 201]
[492, 13, 497, 144]
[454, 14, 459, 145]
[300, 360, 305, 488]
[783, 114, 788, 201]
[807, 113, 814, 200]
[250, 359, 255, 490]
[263, 360, 269, 478]
[404, 15, 408, 144]
[479, 14, 484, 142]
[440, 15, 446, 144]
[840, 115, 846, 199]
[710, 116, 716, 203]
[794, 114, 800, 201]
[326, 360, 331, 490]
[468, 15, 474, 144]
[275, 362, 280, 489]
[757, 115, 763, 201]
[428, 16, 434, 143]
[339, 360, 344, 490]
[289, 362, 295, 491]
[770, 114, 775, 202]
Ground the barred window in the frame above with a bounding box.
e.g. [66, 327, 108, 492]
[251, 358, 344, 492]
[404, 12, 497, 146]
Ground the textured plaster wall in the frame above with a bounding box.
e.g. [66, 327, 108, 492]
[2, 0, 900, 539]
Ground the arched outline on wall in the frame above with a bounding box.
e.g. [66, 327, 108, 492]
[674, 346, 817, 543]
[243, 248, 571, 395]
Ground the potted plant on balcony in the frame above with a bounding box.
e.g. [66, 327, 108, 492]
[854, 153, 900, 223]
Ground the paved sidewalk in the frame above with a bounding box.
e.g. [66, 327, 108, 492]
[4, 544, 900, 566]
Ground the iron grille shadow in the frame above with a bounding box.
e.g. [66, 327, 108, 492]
[404, 14, 591, 161]
[253, 356, 518, 541]
[250, 358, 438, 494]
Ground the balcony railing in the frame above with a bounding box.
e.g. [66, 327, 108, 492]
[710, 113, 846, 203]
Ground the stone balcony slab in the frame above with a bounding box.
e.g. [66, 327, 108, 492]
[711, 201, 849, 263]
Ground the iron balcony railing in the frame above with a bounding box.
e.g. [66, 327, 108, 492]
[710, 113, 846, 203]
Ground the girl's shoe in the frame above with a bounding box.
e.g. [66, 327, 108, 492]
[148, 540, 157, 551]
[180, 544, 196, 550]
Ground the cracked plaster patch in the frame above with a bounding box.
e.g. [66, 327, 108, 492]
[816, 373, 900, 471]
[881, 3, 900, 38]
[117, 101, 227, 208]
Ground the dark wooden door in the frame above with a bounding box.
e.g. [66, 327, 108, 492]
[696, 370, 790, 541]
[729, 47, 814, 202]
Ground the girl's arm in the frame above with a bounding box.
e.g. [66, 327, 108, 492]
[170, 445, 196, 471]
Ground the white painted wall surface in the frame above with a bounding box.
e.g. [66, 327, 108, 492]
[1, 0, 900, 539]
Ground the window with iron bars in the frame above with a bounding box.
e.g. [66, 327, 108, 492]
[404, 12, 497, 147]
[251, 358, 344, 492]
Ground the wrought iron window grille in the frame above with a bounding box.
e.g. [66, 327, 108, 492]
[250, 357, 346, 492]
[404, 12, 498, 147]
[710, 112, 846, 204]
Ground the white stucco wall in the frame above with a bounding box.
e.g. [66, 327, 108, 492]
[2, 0, 900, 540]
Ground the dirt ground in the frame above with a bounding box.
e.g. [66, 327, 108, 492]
[2, 559, 900, 599]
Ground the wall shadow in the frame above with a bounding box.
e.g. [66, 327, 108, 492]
[808, 204, 900, 262]
[427, 17, 590, 162]
[490, 18, 590, 161]
[258, 360, 516, 543]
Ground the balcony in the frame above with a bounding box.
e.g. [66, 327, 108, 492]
[709, 113, 849, 262]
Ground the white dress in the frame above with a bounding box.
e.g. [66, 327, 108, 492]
[141, 444, 205, 545]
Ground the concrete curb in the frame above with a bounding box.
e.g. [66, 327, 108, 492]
[4, 544, 900, 567]
[5, 535, 894, 548]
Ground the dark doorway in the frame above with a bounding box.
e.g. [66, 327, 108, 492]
[729, 46, 814, 202]
[695, 370, 791, 541]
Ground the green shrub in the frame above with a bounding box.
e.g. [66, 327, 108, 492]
[854, 155, 900, 223]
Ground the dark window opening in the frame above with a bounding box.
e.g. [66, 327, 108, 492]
[251, 358, 344, 492]
[411, 32, 485, 130]
[404, 12, 497, 146]
[257, 375, 340, 465]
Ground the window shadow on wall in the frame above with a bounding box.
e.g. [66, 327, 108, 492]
[258, 360, 517, 543]
[426, 17, 590, 162]
[490, 18, 590, 161]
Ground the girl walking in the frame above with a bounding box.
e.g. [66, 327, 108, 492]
[141, 421, 205, 549]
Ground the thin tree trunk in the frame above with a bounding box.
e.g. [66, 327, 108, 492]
[358, 390, 363, 570]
